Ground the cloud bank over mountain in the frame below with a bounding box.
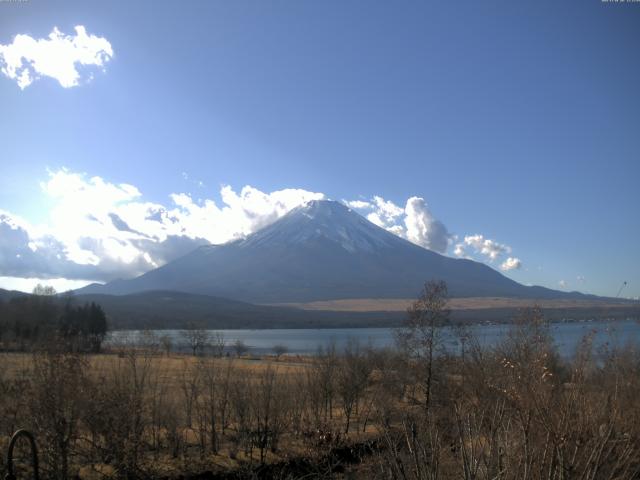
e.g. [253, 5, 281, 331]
[345, 196, 450, 253]
[0, 169, 523, 287]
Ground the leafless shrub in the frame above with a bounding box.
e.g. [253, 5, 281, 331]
[181, 324, 211, 356]
[82, 350, 154, 479]
[211, 332, 226, 357]
[336, 338, 371, 434]
[159, 333, 173, 356]
[272, 343, 288, 358]
[233, 339, 249, 357]
[28, 350, 88, 480]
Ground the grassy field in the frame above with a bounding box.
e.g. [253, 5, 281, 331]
[272, 296, 639, 312]
[0, 351, 311, 382]
[1, 308, 639, 480]
[0, 348, 380, 479]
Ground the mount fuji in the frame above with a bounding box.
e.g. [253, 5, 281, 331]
[77, 200, 585, 303]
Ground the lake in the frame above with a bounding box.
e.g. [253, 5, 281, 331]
[108, 318, 640, 357]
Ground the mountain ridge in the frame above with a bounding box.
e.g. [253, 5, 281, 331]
[76, 200, 596, 303]
[3, 287, 637, 330]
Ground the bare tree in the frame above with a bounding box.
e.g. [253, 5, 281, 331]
[211, 332, 226, 357]
[272, 344, 288, 359]
[336, 339, 371, 434]
[249, 367, 288, 464]
[396, 280, 450, 413]
[159, 334, 173, 356]
[180, 360, 201, 428]
[233, 339, 249, 357]
[181, 324, 211, 356]
[314, 342, 338, 424]
[82, 349, 154, 479]
[29, 350, 88, 480]
[192, 357, 236, 455]
[139, 329, 160, 352]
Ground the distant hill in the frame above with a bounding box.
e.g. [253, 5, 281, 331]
[2, 287, 402, 329]
[74, 290, 405, 329]
[0, 288, 28, 302]
[2, 288, 637, 330]
[77, 200, 599, 303]
[60, 292, 640, 330]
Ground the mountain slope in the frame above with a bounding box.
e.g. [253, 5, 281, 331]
[0, 288, 29, 301]
[74, 290, 405, 329]
[77, 200, 589, 303]
[3, 287, 635, 330]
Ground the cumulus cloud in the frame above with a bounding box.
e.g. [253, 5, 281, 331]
[559, 280, 568, 289]
[372, 196, 404, 224]
[1, 170, 525, 287]
[346, 196, 520, 266]
[500, 257, 522, 271]
[345, 200, 371, 209]
[346, 195, 451, 254]
[454, 234, 521, 271]
[453, 243, 467, 258]
[462, 234, 511, 261]
[0, 210, 99, 280]
[1, 169, 324, 284]
[168, 185, 325, 243]
[404, 197, 450, 253]
[0, 26, 113, 89]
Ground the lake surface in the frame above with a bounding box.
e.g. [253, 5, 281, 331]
[108, 318, 640, 357]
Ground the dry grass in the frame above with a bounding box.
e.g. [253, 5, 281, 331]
[0, 351, 310, 384]
[271, 296, 636, 312]
[0, 349, 379, 478]
[2, 316, 639, 480]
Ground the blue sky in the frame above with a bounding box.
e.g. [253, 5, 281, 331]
[0, 0, 639, 298]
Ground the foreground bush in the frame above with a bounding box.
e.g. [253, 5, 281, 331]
[0, 307, 638, 479]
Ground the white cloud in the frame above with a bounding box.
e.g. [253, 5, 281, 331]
[366, 212, 385, 228]
[1, 169, 324, 283]
[403, 197, 450, 253]
[0, 276, 94, 293]
[346, 195, 451, 254]
[559, 280, 568, 289]
[500, 257, 522, 271]
[577, 275, 585, 283]
[463, 234, 511, 261]
[453, 234, 522, 270]
[373, 196, 404, 223]
[356, 196, 404, 230]
[1, 169, 525, 287]
[169, 185, 325, 243]
[345, 200, 371, 209]
[346, 197, 520, 264]
[0, 26, 113, 89]
[386, 225, 405, 236]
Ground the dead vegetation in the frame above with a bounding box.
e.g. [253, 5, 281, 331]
[1, 285, 639, 479]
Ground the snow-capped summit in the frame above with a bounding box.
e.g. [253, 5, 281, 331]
[77, 199, 580, 303]
[239, 200, 400, 253]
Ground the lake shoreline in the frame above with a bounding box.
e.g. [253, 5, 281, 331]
[108, 318, 640, 357]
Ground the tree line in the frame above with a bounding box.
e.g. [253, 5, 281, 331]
[0, 285, 108, 352]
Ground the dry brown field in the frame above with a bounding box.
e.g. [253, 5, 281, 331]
[1, 309, 639, 480]
[0, 351, 311, 383]
[272, 296, 636, 312]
